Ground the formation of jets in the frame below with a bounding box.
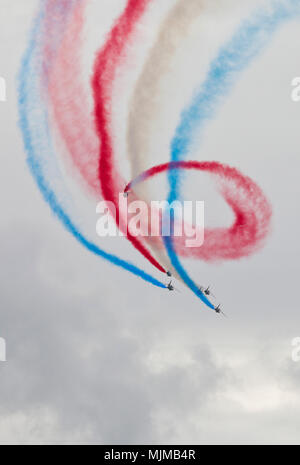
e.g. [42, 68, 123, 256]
[122, 189, 226, 316]
[167, 277, 226, 316]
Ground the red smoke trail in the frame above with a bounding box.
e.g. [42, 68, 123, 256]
[48, 0, 102, 195]
[92, 0, 166, 274]
[126, 161, 272, 262]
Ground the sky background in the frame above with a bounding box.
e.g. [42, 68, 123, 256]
[0, 0, 300, 445]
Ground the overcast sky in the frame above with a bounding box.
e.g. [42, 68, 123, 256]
[0, 0, 300, 445]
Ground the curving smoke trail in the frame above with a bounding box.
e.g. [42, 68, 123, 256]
[18, 0, 166, 290]
[164, 0, 300, 303]
[92, 0, 167, 275]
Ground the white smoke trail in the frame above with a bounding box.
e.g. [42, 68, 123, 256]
[126, 0, 216, 280]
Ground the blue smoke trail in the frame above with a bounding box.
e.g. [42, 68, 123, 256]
[18, 1, 166, 289]
[164, 0, 300, 308]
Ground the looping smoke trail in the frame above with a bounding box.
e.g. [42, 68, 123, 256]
[18, 0, 167, 290]
[126, 160, 271, 258]
[126, 160, 272, 308]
